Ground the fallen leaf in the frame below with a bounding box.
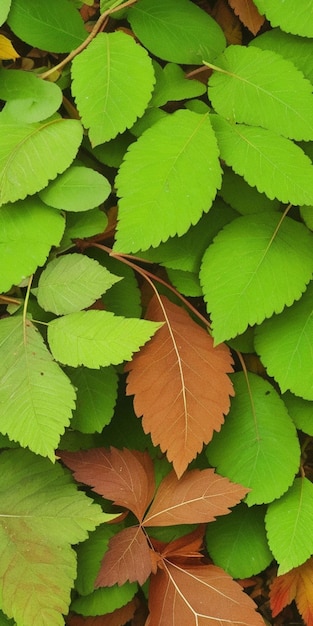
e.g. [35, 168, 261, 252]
[228, 0, 265, 35]
[96, 526, 153, 587]
[125, 295, 234, 477]
[270, 557, 313, 626]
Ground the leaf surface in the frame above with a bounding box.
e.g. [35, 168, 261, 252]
[0, 316, 76, 458]
[75, 524, 118, 596]
[0, 69, 62, 123]
[39, 166, 111, 212]
[71, 581, 137, 616]
[206, 372, 300, 505]
[66, 366, 118, 434]
[96, 526, 152, 587]
[253, 0, 313, 37]
[227, 0, 265, 35]
[0, 35, 18, 60]
[0, 1, 11, 27]
[150, 62, 206, 108]
[125, 295, 234, 477]
[67, 602, 136, 626]
[270, 557, 313, 625]
[250, 28, 313, 84]
[210, 115, 313, 206]
[114, 110, 222, 252]
[282, 391, 313, 436]
[200, 213, 313, 344]
[59, 209, 107, 253]
[71, 32, 154, 146]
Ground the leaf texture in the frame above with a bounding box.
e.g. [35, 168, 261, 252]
[270, 557, 313, 625]
[250, 28, 313, 85]
[114, 110, 222, 252]
[227, 0, 265, 35]
[200, 213, 313, 344]
[253, 0, 313, 37]
[70, 583, 137, 617]
[66, 366, 118, 433]
[67, 601, 137, 626]
[0, 68, 62, 123]
[96, 526, 152, 587]
[125, 295, 234, 477]
[39, 166, 111, 212]
[210, 115, 313, 206]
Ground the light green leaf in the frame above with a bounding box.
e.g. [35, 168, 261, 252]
[282, 391, 313, 436]
[150, 62, 206, 107]
[205, 503, 273, 578]
[250, 28, 313, 85]
[71, 31, 155, 146]
[130, 107, 168, 138]
[167, 268, 202, 297]
[0, 316, 76, 458]
[206, 372, 300, 506]
[266, 477, 313, 574]
[66, 366, 118, 433]
[0, 69, 62, 123]
[37, 253, 121, 315]
[39, 166, 111, 212]
[255, 282, 313, 400]
[301, 205, 313, 231]
[219, 167, 280, 215]
[211, 115, 313, 209]
[114, 110, 222, 252]
[7, 0, 86, 52]
[128, 0, 226, 64]
[48, 310, 162, 368]
[0, 448, 108, 626]
[0, 0, 11, 27]
[253, 0, 313, 38]
[75, 524, 118, 595]
[71, 583, 137, 616]
[208, 46, 313, 141]
[200, 213, 313, 344]
[0, 198, 65, 293]
[0, 117, 83, 205]
[59, 209, 108, 253]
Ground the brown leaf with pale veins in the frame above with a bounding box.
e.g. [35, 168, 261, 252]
[146, 561, 265, 626]
[66, 598, 137, 626]
[59, 447, 155, 522]
[125, 295, 234, 478]
[270, 557, 313, 625]
[228, 0, 265, 35]
[96, 526, 153, 587]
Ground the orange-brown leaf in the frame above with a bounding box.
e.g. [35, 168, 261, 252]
[270, 557, 313, 626]
[125, 295, 234, 478]
[146, 561, 265, 625]
[95, 526, 153, 587]
[67, 599, 136, 626]
[211, 0, 242, 45]
[59, 447, 155, 522]
[143, 469, 248, 527]
[227, 0, 265, 35]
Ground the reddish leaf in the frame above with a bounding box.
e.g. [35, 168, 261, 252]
[67, 598, 136, 626]
[146, 560, 264, 626]
[96, 526, 153, 587]
[152, 525, 206, 561]
[59, 447, 155, 521]
[270, 557, 313, 626]
[227, 0, 265, 35]
[143, 469, 248, 526]
[125, 295, 234, 478]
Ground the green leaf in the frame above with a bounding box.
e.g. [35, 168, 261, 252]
[255, 282, 313, 400]
[200, 213, 313, 344]
[71, 31, 155, 146]
[0, 1, 11, 27]
[205, 503, 273, 578]
[7, 0, 86, 52]
[210, 115, 313, 207]
[91, 133, 135, 168]
[37, 253, 121, 315]
[0, 448, 108, 626]
[301, 205, 313, 231]
[48, 310, 162, 368]
[75, 524, 118, 595]
[250, 28, 313, 85]
[114, 110, 222, 252]
[219, 167, 280, 215]
[39, 166, 111, 212]
[253, 0, 313, 38]
[166, 268, 202, 297]
[130, 107, 168, 138]
[0, 69, 62, 123]
[71, 583, 137, 616]
[0, 316, 76, 459]
[282, 391, 313, 436]
[128, 0, 226, 64]
[150, 62, 206, 107]
[66, 366, 118, 433]
[266, 477, 313, 574]
[206, 372, 300, 506]
[0, 117, 83, 205]
[0, 198, 65, 293]
[98, 254, 142, 318]
[208, 46, 313, 141]
[59, 209, 108, 253]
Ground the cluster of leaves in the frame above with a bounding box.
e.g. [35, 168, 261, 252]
[0, 0, 313, 624]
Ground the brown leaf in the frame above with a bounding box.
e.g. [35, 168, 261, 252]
[125, 295, 234, 478]
[95, 526, 153, 587]
[152, 525, 206, 561]
[146, 561, 265, 626]
[211, 0, 242, 45]
[67, 598, 136, 626]
[228, 0, 265, 35]
[143, 468, 248, 527]
[270, 557, 313, 625]
[59, 447, 155, 522]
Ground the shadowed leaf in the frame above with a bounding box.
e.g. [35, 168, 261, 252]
[96, 526, 152, 587]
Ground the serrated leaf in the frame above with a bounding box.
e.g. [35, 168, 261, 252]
[7, 0, 86, 52]
[205, 503, 273, 578]
[71, 31, 155, 146]
[0, 35, 19, 60]
[96, 526, 152, 586]
[227, 0, 265, 35]
[0, 198, 65, 292]
[0, 316, 76, 458]
[39, 166, 111, 212]
[208, 46, 313, 141]
[219, 167, 280, 215]
[0, 69, 62, 123]
[250, 28, 313, 85]
[59, 209, 108, 253]
[66, 366, 118, 433]
[255, 282, 313, 400]
[200, 213, 313, 344]
[270, 556, 313, 624]
[114, 110, 222, 252]
[0, 448, 107, 626]
[206, 372, 300, 505]
[37, 253, 121, 315]
[125, 295, 234, 477]
[253, 0, 313, 38]
[282, 391, 313, 435]
[266, 477, 313, 574]
[210, 115, 313, 206]
[0, 117, 83, 205]
[0, 1, 11, 27]
[150, 62, 206, 108]
[128, 0, 226, 64]
[71, 581, 137, 616]
[48, 310, 161, 368]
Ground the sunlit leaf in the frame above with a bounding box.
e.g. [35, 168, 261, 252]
[0, 35, 19, 59]
[253, 0, 313, 37]
[270, 556, 313, 625]
[39, 166, 111, 212]
[0, 69, 62, 123]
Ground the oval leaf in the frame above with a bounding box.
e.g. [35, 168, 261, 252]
[0, 68, 62, 123]
[39, 165, 111, 212]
